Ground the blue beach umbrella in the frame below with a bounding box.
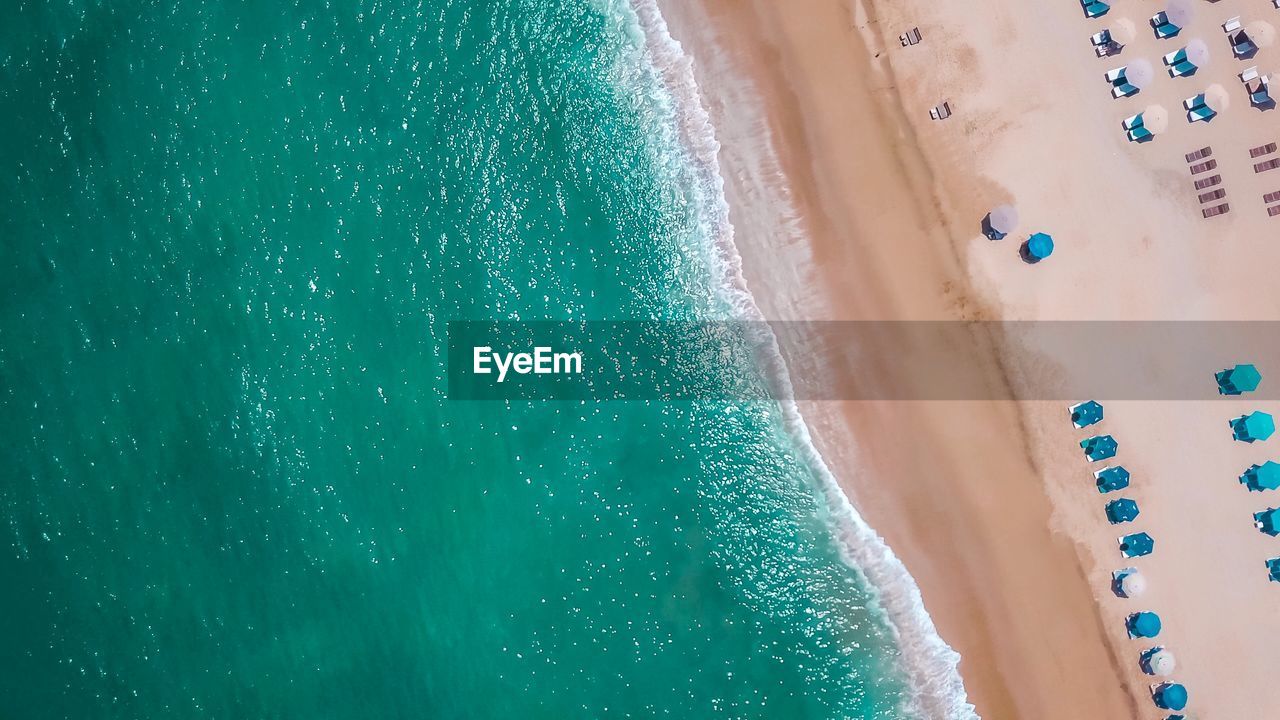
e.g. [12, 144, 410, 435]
[1267, 557, 1280, 582]
[1120, 531, 1154, 557]
[1255, 508, 1280, 535]
[1082, 434, 1119, 461]
[1106, 498, 1141, 524]
[1022, 232, 1055, 263]
[1241, 461, 1280, 491]
[1069, 400, 1105, 428]
[1230, 411, 1275, 443]
[1096, 465, 1131, 493]
[1216, 363, 1262, 395]
[1127, 610, 1162, 638]
[1152, 682, 1188, 711]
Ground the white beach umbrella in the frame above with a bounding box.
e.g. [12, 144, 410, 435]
[1165, 0, 1195, 29]
[1112, 18, 1137, 46]
[1126, 58, 1156, 90]
[989, 204, 1019, 235]
[1121, 570, 1148, 597]
[1142, 105, 1169, 134]
[1146, 650, 1177, 676]
[1204, 83, 1231, 113]
[1248, 21, 1277, 49]
[1184, 38, 1210, 68]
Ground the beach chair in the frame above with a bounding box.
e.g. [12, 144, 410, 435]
[1249, 143, 1278, 158]
[1123, 113, 1144, 130]
[1242, 66, 1260, 82]
[1127, 126, 1154, 142]
[1183, 94, 1205, 110]
[1184, 146, 1212, 163]
[1163, 49, 1186, 65]
[1224, 16, 1242, 33]
[1265, 191, 1280, 203]
[1113, 83, 1139, 98]
[1169, 60, 1196, 78]
[1202, 203, 1230, 218]
[1269, 205, 1280, 217]
[1091, 30, 1112, 47]
[1198, 188, 1226, 203]
[1105, 66, 1126, 83]
[1188, 105, 1217, 122]
[1084, 0, 1110, 19]
[1189, 159, 1217, 174]
[1256, 158, 1280, 173]
[1232, 34, 1258, 59]
[1192, 174, 1221, 190]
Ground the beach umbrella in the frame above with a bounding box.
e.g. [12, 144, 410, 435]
[1255, 508, 1280, 536]
[1070, 400, 1105, 428]
[1120, 531, 1155, 558]
[1115, 568, 1148, 598]
[1024, 232, 1054, 262]
[1106, 498, 1141, 524]
[1164, 0, 1195, 29]
[1267, 557, 1280, 583]
[1230, 411, 1275, 443]
[1127, 611, 1162, 638]
[1203, 84, 1230, 113]
[1126, 58, 1155, 90]
[1217, 363, 1262, 395]
[1152, 683, 1188, 711]
[1112, 18, 1137, 46]
[1141, 105, 1169, 134]
[1096, 466, 1131, 493]
[1082, 434, 1119, 462]
[1184, 38, 1210, 68]
[1141, 647, 1177, 676]
[1241, 461, 1280, 491]
[988, 204, 1019, 236]
[1248, 21, 1277, 49]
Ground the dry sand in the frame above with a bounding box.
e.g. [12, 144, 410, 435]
[657, 0, 1280, 717]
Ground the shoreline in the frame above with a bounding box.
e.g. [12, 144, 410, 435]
[649, 0, 1138, 717]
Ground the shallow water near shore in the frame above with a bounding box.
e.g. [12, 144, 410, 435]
[2, 1, 927, 717]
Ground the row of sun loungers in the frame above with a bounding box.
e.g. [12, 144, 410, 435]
[1182, 147, 1229, 218]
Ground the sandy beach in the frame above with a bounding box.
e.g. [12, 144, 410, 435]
[658, 0, 1280, 717]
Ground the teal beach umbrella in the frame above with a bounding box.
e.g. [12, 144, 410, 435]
[1106, 498, 1140, 524]
[1022, 232, 1055, 263]
[1241, 461, 1280, 491]
[1082, 434, 1119, 461]
[1069, 400, 1105, 428]
[1152, 682, 1187, 711]
[1231, 411, 1275, 443]
[1126, 610, 1162, 638]
[1096, 466, 1131, 493]
[1120, 531, 1154, 557]
[1216, 363, 1262, 395]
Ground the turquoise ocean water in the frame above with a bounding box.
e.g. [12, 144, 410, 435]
[1, 1, 943, 717]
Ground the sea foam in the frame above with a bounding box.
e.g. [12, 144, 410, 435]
[622, 0, 978, 717]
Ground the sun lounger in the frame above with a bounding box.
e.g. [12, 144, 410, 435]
[1169, 60, 1196, 77]
[1189, 159, 1218, 175]
[1233, 37, 1258, 58]
[1198, 188, 1226, 203]
[1269, 205, 1280, 217]
[1105, 67, 1126, 83]
[1256, 158, 1280, 173]
[899, 27, 922, 46]
[1092, 30, 1112, 47]
[1128, 126, 1154, 142]
[1113, 83, 1139, 98]
[1184, 94, 1205, 110]
[1163, 49, 1186, 65]
[1084, 0, 1110, 19]
[1249, 143, 1278, 158]
[1124, 113, 1144, 130]
[1188, 105, 1217, 122]
[1193, 174, 1221, 190]
[1184, 146, 1212, 163]
[1265, 191, 1280, 203]
[1224, 16, 1242, 33]
[1242, 66, 1260, 82]
[1203, 203, 1230, 218]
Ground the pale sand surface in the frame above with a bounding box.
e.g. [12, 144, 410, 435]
[659, 0, 1280, 717]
